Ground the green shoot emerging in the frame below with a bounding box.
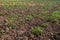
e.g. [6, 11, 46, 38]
[32, 27, 43, 36]
[26, 15, 32, 21]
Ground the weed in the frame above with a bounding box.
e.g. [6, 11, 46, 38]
[32, 27, 43, 36]
[26, 15, 32, 21]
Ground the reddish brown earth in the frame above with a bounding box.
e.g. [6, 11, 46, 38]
[0, 5, 60, 40]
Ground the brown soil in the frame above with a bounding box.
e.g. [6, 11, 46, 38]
[0, 5, 60, 40]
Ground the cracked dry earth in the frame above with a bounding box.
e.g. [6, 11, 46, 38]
[0, 5, 60, 40]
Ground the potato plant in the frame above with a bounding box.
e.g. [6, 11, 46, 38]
[19, 19, 24, 24]
[26, 15, 33, 21]
[42, 23, 48, 28]
[7, 17, 14, 26]
[32, 14, 39, 18]
[50, 11, 60, 20]
[42, 11, 60, 24]
[8, 25, 14, 30]
[2, 5, 10, 10]
[32, 27, 43, 36]
[7, 14, 18, 25]
[0, 12, 4, 16]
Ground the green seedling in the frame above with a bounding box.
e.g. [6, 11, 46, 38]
[42, 15, 49, 20]
[48, 11, 60, 24]
[51, 11, 60, 20]
[7, 17, 14, 25]
[32, 14, 39, 18]
[19, 19, 24, 24]
[2, 5, 10, 9]
[0, 12, 4, 16]
[8, 25, 14, 30]
[51, 19, 59, 24]
[7, 14, 18, 26]
[42, 11, 48, 15]
[26, 15, 32, 21]
[42, 23, 48, 28]
[11, 14, 18, 19]
[32, 27, 43, 36]
[42, 11, 60, 23]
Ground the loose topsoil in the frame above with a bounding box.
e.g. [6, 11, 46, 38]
[0, 5, 60, 40]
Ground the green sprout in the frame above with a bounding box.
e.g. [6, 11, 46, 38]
[0, 12, 4, 16]
[2, 5, 10, 10]
[26, 15, 32, 21]
[42, 11, 48, 15]
[32, 14, 39, 18]
[7, 14, 18, 25]
[19, 19, 24, 24]
[7, 17, 14, 25]
[42, 23, 48, 28]
[42, 11, 60, 23]
[51, 19, 59, 24]
[51, 11, 60, 20]
[32, 27, 43, 36]
[48, 11, 60, 24]
[8, 25, 14, 30]
[42, 11, 49, 20]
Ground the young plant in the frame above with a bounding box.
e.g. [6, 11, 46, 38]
[8, 25, 14, 30]
[19, 19, 24, 24]
[48, 11, 60, 24]
[7, 14, 18, 25]
[42, 23, 48, 28]
[42, 11, 48, 15]
[2, 5, 10, 10]
[32, 27, 43, 36]
[32, 14, 39, 18]
[51, 19, 59, 24]
[42, 11, 60, 24]
[42, 11, 49, 21]
[11, 14, 18, 19]
[0, 12, 4, 16]
[7, 17, 14, 25]
[26, 15, 32, 21]
[51, 11, 60, 20]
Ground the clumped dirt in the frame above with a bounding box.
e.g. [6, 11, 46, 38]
[0, 5, 60, 40]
